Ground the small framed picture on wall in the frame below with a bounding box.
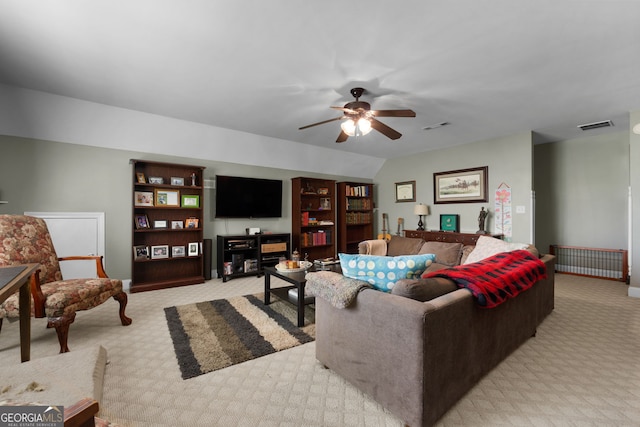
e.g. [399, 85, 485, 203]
[395, 181, 416, 203]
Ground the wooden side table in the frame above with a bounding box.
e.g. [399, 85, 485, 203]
[0, 263, 39, 362]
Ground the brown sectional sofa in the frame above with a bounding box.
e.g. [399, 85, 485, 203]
[309, 235, 555, 427]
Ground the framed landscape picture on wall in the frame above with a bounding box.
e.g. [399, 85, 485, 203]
[434, 166, 488, 204]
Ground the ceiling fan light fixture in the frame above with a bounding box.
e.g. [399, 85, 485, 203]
[341, 118, 372, 137]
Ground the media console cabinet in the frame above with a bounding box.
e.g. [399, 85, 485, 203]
[217, 233, 290, 282]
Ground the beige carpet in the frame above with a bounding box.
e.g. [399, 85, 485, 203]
[0, 274, 639, 426]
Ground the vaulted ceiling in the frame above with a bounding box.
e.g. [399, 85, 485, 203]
[1, 1, 639, 160]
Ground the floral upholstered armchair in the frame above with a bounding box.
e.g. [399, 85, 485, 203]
[0, 215, 132, 353]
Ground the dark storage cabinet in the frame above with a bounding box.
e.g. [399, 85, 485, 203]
[217, 233, 290, 282]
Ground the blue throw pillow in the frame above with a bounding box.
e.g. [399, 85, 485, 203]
[338, 253, 436, 292]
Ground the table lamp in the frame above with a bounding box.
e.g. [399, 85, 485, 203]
[414, 203, 429, 231]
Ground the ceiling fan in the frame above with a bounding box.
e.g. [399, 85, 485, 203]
[299, 87, 416, 143]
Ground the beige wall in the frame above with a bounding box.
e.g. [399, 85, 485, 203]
[534, 131, 629, 253]
[0, 135, 368, 280]
[374, 132, 534, 243]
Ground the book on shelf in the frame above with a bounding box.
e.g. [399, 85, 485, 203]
[345, 184, 371, 197]
[346, 199, 372, 211]
[301, 230, 332, 247]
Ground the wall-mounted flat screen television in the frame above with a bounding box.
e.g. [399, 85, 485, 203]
[215, 175, 283, 218]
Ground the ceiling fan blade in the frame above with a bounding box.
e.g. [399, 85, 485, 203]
[336, 130, 349, 143]
[299, 116, 343, 130]
[371, 109, 416, 117]
[370, 118, 402, 140]
[330, 106, 357, 114]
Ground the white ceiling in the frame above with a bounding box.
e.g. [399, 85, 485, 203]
[1, 0, 639, 160]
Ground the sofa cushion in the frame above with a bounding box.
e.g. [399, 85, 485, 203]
[525, 244, 540, 258]
[386, 235, 424, 256]
[460, 245, 475, 264]
[418, 241, 463, 266]
[423, 262, 453, 274]
[391, 277, 458, 301]
[463, 235, 529, 264]
[339, 253, 435, 292]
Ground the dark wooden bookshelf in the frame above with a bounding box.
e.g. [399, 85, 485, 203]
[337, 182, 374, 254]
[130, 159, 205, 292]
[291, 177, 336, 261]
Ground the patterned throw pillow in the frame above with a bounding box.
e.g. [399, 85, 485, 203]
[463, 235, 529, 264]
[338, 253, 436, 292]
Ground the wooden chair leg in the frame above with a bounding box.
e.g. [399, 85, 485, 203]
[113, 292, 132, 326]
[0, 318, 3, 333]
[47, 312, 76, 353]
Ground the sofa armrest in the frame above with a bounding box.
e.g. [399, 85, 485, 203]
[358, 240, 373, 254]
[316, 290, 430, 425]
[358, 239, 388, 255]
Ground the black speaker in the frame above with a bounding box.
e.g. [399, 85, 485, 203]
[203, 238, 212, 280]
[232, 254, 244, 273]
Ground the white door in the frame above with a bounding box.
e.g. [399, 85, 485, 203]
[24, 212, 105, 279]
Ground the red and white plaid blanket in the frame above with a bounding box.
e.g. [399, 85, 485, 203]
[423, 249, 547, 308]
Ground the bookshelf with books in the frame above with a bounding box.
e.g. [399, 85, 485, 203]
[338, 182, 374, 254]
[291, 177, 336, 262]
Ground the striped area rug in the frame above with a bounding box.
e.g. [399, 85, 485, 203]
[164, 292, 315, 379]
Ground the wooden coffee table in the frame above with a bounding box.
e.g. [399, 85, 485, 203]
[263, 263, 341, 327]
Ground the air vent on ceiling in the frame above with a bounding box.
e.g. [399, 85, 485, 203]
[422, 122, 450, 130]
[577, 120, 613, 131]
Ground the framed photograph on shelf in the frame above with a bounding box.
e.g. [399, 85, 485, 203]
[150, 245, 169, 259]
[171, 220, 184, 229]
[153, 220, 167, 229]
[134, 191, 154, 207]
[154, 189, 180, 207]
[133, 245, 149, 261]
[148, 176, 164, 184]
[187, 242, 199, 256]
[395, 181, 416, 203]
[440, 214, 460, 232]
[320, 197, 331, 210]
[171, 246, 186, 257]
[185, 217, 199, 228]
[134, 214, 150, 229]
[181, 194, 200, 208]
[171, 177, 184, 186]
[434, 166, 488, 204]
[136, 172, 146, 184]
